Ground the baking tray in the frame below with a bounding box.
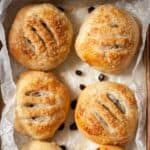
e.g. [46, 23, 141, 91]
[146, 25, 150, 150]
[0, 0, 150, 150]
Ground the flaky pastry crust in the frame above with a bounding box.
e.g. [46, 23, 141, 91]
[9, 3, 73, 70]
[75, 5, 140, 74]
[15, 71, 70, 139]
[75, 81, 138, 145]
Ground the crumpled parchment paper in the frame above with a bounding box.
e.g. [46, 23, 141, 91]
[0, 0, 149, 150]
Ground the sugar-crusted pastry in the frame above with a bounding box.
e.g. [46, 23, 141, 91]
[99, 145, 123, 150]
[75, 4, 140, 74]
[9, 3, 73, 70]
[15, 71, 70, 140]
[75, 81, 138, 145]
[21, 140, 61, 150]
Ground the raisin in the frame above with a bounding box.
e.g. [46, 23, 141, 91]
[60, 145, 66, 150]
[98, 74, 105, 81]
[58, 6, 65, 12]
[75, 70, 82, 76]
[71, 99, 77, 110]
[88, 6, 95, 13]
[70, 122, 77, 130]
[58, 123, 65, 131]
[79, 84, 86, 90]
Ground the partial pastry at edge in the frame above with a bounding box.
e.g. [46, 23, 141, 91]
[75, 81, 138, 145]
[75, 4, 140, 74]
[9, 3, 73, 70]
[99, 145, 123, 150]
[21, 140, 61, 150]
[15, 71, 70, 140]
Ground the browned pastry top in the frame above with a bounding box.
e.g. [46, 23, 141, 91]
[75, 81, 138, 145]
[75, 4, 140, 74]
[15, 71, 70, 139]
[9, 3, 73, 70]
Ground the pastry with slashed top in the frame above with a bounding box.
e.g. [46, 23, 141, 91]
[15, 71, 70, 140]
[75, 81, 138, 145]
[9, 3, 73, 70]
[75, 4, 140, 74]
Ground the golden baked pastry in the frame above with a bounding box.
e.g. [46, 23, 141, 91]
[15, 71, 70, 139]
[9, 3, 73, 70]
[21, 140, 61, 150]
[75, 81, 138, 145]
[75, 4, 140, 74]
[99, 145, 123, 150]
